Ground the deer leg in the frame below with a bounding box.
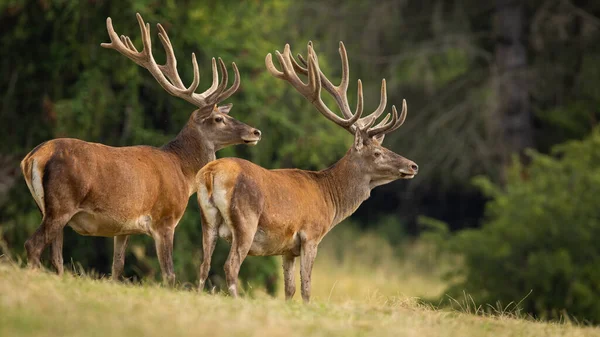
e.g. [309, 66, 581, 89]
[197, 200, 222, 292]
[50, 230, 64, 275]
[300, 241, 318, 303]
[223, 234, 253, 298]
[223, 217, 257, 298]
[111, 235, 129, 281]
[198, 225, 218, 291]
[152, 226, 176, 287]
[282, 254, 296, 300]
[25, 213, 72, 270]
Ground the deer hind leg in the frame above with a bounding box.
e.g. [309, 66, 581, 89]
[197, 185, 222, 292]
[25, 212, 73, 270]
[50, 230, 64, 275]
[152, 227, 176, 287]
[198, 216, 220, 291]
[300, 240, 318, 303]
[282, 254, 296, 300]
[111, 235, 129, 281]
[223, 212, 258, 298]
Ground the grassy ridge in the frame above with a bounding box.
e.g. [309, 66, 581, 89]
[1, 265, 597, 337]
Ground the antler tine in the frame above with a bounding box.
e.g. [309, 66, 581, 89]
[183, 53, 200, 95]
[101, 17, 138, 61]
[156, 23, 185, 88]
[204, 58, 219, 94]
[217, 62, 241, 102]
[367, 105, 398, 136]
[139, 14, 152, 57]
[204, 58, 229, 103]
[265, 53, 285, 79]
[338, 41, 350, 98]
[385, 99, 408, 133]
[354, 79, 364, 121]
[356, 79, 387, 128]
[374, 113, 391, 129]
[120, 35, 138, 53]
[367, 99, 408, 137]
[101, 13, 238, 109]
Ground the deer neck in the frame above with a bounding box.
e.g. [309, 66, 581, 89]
[319, 152, 371, 227]
[162, 123, 215, 194]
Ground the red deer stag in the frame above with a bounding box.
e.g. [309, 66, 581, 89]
[196, 42, 418, 301]
[20, 13, 261, 285]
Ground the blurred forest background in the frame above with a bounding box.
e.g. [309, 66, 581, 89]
[1, 0, 600, 324]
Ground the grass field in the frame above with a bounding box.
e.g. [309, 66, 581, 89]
[1, 244, 598, 337]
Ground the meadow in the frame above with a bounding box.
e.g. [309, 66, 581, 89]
[1, 227, 598, 337]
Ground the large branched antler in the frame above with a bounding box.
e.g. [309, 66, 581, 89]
[266, 41, 406, 139]
[101, 13, 240, 109]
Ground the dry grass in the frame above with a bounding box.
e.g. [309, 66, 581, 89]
[1, 265, 597, 337]
[2, 226, 598, 337]
[299, 229, 447, 303]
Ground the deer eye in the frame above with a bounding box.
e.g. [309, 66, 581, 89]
[214, 117, 223, 123]
[374, 152, 381, 157]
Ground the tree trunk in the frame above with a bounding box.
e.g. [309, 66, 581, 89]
[494, 0, 533, 179]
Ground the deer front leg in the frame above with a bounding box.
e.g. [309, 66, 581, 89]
[152, 225, 176, 287]
[282, 254, 296, 300]
[300, 241, 318, 303]
[111, 235, 129, 281]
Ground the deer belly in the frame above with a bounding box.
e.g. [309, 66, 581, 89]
[68, 212, 152, 237]
[217, 225, 300, 256]
[248, 229, 300, 256]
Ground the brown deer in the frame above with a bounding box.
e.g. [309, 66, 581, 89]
[20, 14, 261, 285]
[196, 42, 418, 301]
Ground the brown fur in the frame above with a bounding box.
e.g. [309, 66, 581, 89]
[21, 105, 261, 284]
[197, 136, 418, 301]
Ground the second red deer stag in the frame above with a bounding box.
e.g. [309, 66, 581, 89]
[196, 42, 418, 301]
[20, 14, 261, 284]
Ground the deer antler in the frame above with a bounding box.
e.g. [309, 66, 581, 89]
[266, 42, 362, 130]
[266, 41, 406, 138]
[101, 13, 240, 109]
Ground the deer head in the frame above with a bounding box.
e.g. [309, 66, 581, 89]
[266, 41, 418, 188]
[101, 13, 261, 150]
[188, 103, 261, 150]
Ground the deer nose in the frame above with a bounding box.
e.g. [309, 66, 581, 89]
[410, 163, 419, 172]
[253, 129, 262, 137]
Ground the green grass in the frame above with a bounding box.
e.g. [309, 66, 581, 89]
[1, 264, 598, 337]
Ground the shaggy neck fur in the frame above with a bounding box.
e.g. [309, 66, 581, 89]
[162, 122, 215, 194]
[317, 151, 372, 228]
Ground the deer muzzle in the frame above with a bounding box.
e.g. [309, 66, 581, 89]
[242, 128, 262, 146]
[398, 161, 418, 179]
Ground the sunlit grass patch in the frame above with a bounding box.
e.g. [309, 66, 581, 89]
[1, 264, 598, 337]
[286, 225, 448, 303]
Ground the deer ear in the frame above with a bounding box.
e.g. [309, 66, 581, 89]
[217, 103, 233, 115]
[354, 128, 365, 151]
[372, 134, 385, 145]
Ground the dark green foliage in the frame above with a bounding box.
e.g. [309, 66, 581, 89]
[445, 128, 600, 322]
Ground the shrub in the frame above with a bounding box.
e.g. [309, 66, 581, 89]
[444, 128, 600, 323]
